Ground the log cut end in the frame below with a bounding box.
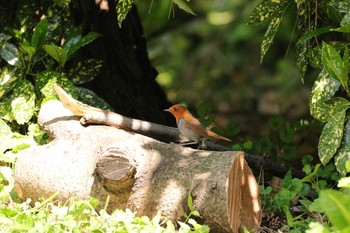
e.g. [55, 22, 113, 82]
[227, 153, 262, 232]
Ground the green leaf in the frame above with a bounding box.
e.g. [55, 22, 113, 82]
[334, 119, 350, 176]
[273, 188, 296, 211]
[309, 70, 341, 122]
[66, 32, 100, 60]
[77, 87, 112, 110]
[172, 0, 195, 15]
[318, 190, 350, 231]
[36, 70, 61, 94]
[341, 11, 350, 25]
[343, 46, 349, 80]
[67, 59, 103, 84]
[36, 70, 78, 99]
[318, 110, 346, 165]
[40, 78, 59, 99]
[187, 193, 193, 212]
[258, 0, 290, 62]
[309, 46, 323, 69]
[0, 33, 11, 45]
[297, 27, 333, 45]
[296, 42, 308, 80]
[322, 42, 347, 87]
[11, 95, 35, 125]
[14, 213, 34, 231]
[116, 0, 134, 27]
[248, 0, 284, 25]
[335, 23, 350, 33]
[0, 42, 21, 66]
[0, 118, 13, 154]
[31, 18, 48, 50]
[338, 177, 350, 188]
[324, 97, 350, 114]
[63, 30, 81, 54]
[28, 123, 47, 145]
[0, 67, 17, 98]
[0, 101, 13, 122]
[43, 44, 67, 67]
[20, 44, 36, 59]
[282, 169, 292, 188]
[11, 80, 36, 125]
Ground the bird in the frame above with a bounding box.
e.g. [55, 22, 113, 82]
[164, 104, 231, 147]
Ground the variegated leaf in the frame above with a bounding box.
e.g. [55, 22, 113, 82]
[78, 87, 113, 111]
[335, 119, 350, 176]
[0, 101, 13, 121]
[11, 80, 36, 124]
[248, 0, 290, 25]
[116, 0, 134, 27]
[0, 118, 13, 154]
[67, 59, 103, 84]
[318, 110, 346, 165]
[310, 70, 341, 122]
[321, 42, 347, 86]
[0, 42, 21, 66]
[0, 67, 17, 98]
[35, 70, 60, 89]
[36, 71, 78, 99]
[296, 41, 308, 80]
[249, 0, 291, 62]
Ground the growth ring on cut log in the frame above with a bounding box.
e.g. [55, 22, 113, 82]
[96, 147, 136, 194]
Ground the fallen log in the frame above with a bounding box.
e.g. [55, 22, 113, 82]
[53, 83, 305, 179]
[14, 99, 261, 232]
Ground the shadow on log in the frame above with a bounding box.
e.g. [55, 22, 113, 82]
[14, 100, 261, 232]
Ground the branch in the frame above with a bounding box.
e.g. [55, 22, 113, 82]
[54, 83, 306, 179]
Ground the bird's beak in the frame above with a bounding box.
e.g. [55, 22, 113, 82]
[163, 109, 170, 112]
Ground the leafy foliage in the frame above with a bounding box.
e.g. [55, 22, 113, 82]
[259, 156, 342, 232]
[116, 0, 195, 27]
[248, 0, 291, 62]
[232, 116, 310, 163]
[250, 0, 350, 231]
[250, 0, 350, 175]
[0, 1, 108, 162]
[0, 167, 209, 233]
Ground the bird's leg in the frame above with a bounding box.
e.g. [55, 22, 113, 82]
[198, 140, 207, 149]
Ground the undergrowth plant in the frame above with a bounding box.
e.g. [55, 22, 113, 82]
[0, 166, 209, 232]
[249, 0, 350, 175]
[0, 2, 110, 163]
[249, 0, 350, 231]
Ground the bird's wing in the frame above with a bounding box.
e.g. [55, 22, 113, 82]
[184, 116, 209, 138]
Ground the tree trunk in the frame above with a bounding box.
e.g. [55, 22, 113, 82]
[74, 0, 173, 125]
[14, 100, 262, 232]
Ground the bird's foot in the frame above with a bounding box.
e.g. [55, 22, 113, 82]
[198, 141, 207, 149]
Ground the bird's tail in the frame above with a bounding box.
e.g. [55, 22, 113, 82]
[207, 130, 232, 142]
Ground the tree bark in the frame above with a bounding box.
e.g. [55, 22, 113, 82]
[74, 0, 173, 125]
[14, 100, 262, 232]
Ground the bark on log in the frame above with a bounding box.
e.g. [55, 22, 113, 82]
[14, 100, 261, 232]
[53, 83, 306, 179]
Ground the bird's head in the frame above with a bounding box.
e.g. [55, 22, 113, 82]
[164, 104, 188, 118]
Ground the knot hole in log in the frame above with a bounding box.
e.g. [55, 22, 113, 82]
[95, 147, 137, 195]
